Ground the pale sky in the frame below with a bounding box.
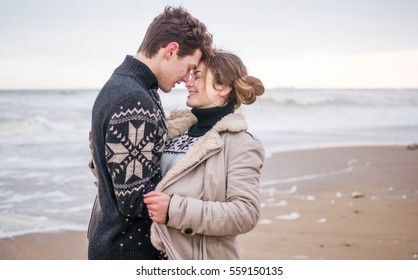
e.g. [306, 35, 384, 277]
[1, 0, 418, 89]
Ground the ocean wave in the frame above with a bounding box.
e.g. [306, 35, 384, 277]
[0, 212, 86, 239]
[259, 88, 418, 108]
[259, 95, 418, 108]
[0, 190, 74, 206]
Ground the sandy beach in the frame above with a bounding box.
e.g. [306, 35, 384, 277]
[1, 145, 417, 260]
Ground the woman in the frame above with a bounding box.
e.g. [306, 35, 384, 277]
[143, 50, 265, 259]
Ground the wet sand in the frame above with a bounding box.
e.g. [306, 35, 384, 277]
[239, 145, 418, 259]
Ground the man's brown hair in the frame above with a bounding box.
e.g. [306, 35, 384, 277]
[138, 6, 213, 59]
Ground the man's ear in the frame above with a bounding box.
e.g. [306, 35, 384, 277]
[165, 42, 179, 59]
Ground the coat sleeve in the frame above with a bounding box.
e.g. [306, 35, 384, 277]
[105, 95, 165, 218]
[167, 132, 264, 236]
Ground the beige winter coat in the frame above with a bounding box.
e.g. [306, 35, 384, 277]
[151, 109, 265, 259]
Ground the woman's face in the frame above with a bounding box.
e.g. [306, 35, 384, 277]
[185, 62, 228, 109]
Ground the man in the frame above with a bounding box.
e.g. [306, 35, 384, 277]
[88, 6, 213, 260]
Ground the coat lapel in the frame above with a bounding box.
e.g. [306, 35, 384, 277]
[156, 110, 248, 190]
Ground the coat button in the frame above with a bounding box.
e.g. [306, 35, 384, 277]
[184, 228, 193, 235]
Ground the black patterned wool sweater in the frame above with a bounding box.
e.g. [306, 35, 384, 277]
[88, 55, 167, 259]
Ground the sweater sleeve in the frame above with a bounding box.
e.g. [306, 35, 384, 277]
[105, 95, 166, 218]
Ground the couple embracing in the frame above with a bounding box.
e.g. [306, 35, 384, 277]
[88, 5, 265, 260]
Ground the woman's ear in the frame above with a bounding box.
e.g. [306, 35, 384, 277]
[219, 85, 232, 97]
[165, 42, 179, 59]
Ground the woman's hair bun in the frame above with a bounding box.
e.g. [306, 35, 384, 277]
[234, 75, 265, 106]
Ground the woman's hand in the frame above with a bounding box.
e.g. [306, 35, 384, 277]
[144, 191, 171, 224]
[88, 131, 96, 166]
[89, 131, 93, 156]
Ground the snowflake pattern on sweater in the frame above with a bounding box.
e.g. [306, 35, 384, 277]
[105, 97, 166, 213]
[88, 55, 168, 259]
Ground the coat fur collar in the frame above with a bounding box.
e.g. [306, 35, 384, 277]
[157, 109, 248, 188]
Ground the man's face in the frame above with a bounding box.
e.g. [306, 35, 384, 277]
[158, 49, 202, 93]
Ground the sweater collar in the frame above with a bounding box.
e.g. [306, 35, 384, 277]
[114, 55, 158, 90]
[188, 102, 235, 137]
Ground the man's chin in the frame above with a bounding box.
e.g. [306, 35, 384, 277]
[159, 87, 171, 93]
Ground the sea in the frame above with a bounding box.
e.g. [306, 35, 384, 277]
[1, 88, 418, 239]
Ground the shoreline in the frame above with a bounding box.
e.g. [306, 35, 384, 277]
[263, 141, 418, 159]
[1, 144, 418, 260]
